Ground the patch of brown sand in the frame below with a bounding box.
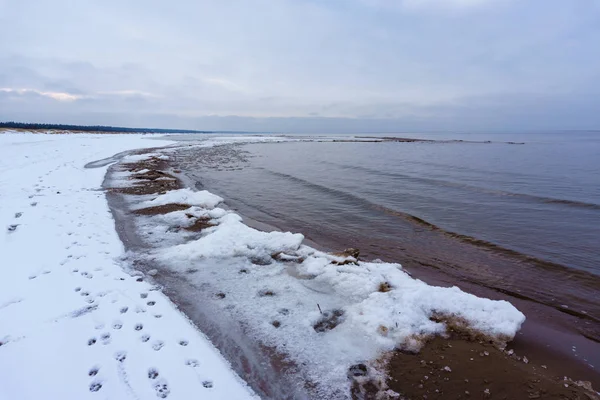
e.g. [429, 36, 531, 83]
[184, 217, 216, 232]
[133, 203, 191, 216]
[109, 178, 181, 195]
[109, 155, 183, 195]
[384, 334, 598, 400]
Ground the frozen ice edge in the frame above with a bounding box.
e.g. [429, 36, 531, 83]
[113, 145, 526, 399]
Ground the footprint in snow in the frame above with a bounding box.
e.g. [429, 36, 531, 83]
[113, 321, 123, 330]
[148, 368, 159, 379]
[152, 340, 165, 351]
[147, 301, 156, 307]
[141, 334, 151, 343]
[153, 380, 170, 398]
[185, 359, 199, 367]
[115, 351, 127, 362]
[120, 306, 129, 314]
[140, 293, 148, 299]
[202, 381, 214, 389]
[89, 366, 100, 377]
[89, 381, 102, 392]
[15, 212, 23, 218]
[134, 323, 143, 331]
[7, 224, 19, 233]
[178, 340, 188, 346]
[88, 338, 97, 346]
[30, 202, 37, 207]
[101, 333, 111, 345]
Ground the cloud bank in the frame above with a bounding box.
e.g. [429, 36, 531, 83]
[1, 0, 599, 132]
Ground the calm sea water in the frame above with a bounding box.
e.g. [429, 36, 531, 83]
[183, 132, 599, 275]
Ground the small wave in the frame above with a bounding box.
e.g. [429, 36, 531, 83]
[322, 161, 600, 211]
[265, 169, 592, 276]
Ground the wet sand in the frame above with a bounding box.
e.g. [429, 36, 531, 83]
[103, 145, 599, 399]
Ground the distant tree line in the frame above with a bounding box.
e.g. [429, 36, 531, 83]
[0, 121, 212, 134]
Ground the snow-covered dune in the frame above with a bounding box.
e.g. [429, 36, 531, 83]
[0, 133, 257, 400]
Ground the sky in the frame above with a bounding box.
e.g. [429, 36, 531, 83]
[1, 0, 599, 132]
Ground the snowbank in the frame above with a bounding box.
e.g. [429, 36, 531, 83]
[159, 213, 304, 261]
[138, 188, 223, 210]
[0, 133, 257, 400]
[122, 152, 170, 162]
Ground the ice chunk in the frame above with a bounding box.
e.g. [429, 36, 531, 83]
[158, 213, 304, 262]
[140, 188, 223, 209]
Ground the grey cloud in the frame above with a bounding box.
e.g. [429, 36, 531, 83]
[1, 0, 599, 131]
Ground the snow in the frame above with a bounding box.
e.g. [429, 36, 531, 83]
[158, 213, 304, 261]
[137, 188, 223, 210]
[114, 148, 526, 397]
[121, 152, 169, 162]
[0, 133, 257, 400]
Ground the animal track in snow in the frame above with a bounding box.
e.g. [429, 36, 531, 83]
[14, 212, 22, 218]
[120, 306, 129, 314]
[153, 380, 170, 398]
[147, 301, 156, 306]
[113, 321, 123, 330]
[80, 271, 93, 279]
[101, 333, 111, 345]
[152, 340, 165, 351]
[141, 334, 151, 342]
[185, 359, 199, 367]
[7, 224, 19, 233]
[114, 351, 127, 362]
[140, 293, 148, 299]
[88, 367, 99, 377]
[88, 338, 97, 346]
[202, 381, 214, 388]
[178, 340, 188, 346]
[148, 368, 159, 379]
[89, 381, 102, 392]
[134, 323, 143, 331]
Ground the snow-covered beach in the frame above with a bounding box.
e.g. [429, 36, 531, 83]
[2, 131, 597, 400]
[0, 133, 257, 400]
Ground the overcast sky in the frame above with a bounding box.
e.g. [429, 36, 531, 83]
[1, 0, 599, 132]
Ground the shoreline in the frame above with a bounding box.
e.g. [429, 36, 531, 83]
[103, 142, 599, 399]
[175, 142, 600, 347]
